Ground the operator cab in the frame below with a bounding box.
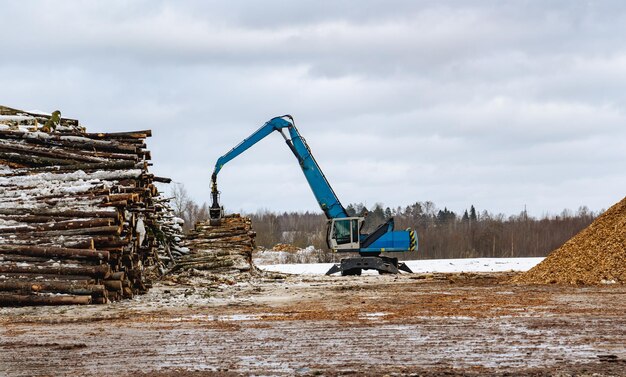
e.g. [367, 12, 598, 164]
[327, 217, 364, 251]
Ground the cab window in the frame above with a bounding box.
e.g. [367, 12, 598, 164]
[333, 219, 352, 245]
[351, 219, 359, 243]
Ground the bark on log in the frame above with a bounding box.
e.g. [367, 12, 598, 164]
[0, 255, 53, 263]
[0, 151, 75, 167]
[0, 293, 92, 306]
[123, 287, 134, 298]
[153, 176, 172, 183]
[26, 225, 121, 237]
[0, 208, 118, 218]
[0, 218, 115, 234]
[0, 245, 109, 260]
[103, 280, 123, 291]
[0, 263, 110, 278]
[0, 273, 96, 282]
[0, 106, 80, 127]
[91, 236, 130, 248]
[0, 140, 110, 163]
[0, 215, 101, 224]
[109, 272, 125, 280]
[4, 161, 143, 175]
[0, 237, 96, 249]
[0, 280, 105, 296]
[80, 130, 152, 139]
[100, 200, 128, 207]
[0, 129, 139, 153]
[92, 296, 108, 304]
[105, 193, 139, 203]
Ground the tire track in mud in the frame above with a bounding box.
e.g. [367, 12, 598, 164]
[1, 273, 625, 376]
[1, 314, 624, 376]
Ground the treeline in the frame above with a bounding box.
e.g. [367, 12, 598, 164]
[249, 202, 598, 260]
[169, 184, 598, 260]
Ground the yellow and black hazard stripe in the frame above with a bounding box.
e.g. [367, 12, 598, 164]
[408, 229, 417, 251]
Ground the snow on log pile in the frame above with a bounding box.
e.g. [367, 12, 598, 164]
[0, 105, 184, 306]
[171, 214, 258, 281]
[512, 196, 626, 285]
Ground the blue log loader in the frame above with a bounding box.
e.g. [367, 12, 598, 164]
[209, 115, 417, 275]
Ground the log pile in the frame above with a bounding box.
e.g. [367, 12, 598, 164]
[512, 196, 626, 285]
[0, 105, 182, 306]
[171, 214, 257, 281]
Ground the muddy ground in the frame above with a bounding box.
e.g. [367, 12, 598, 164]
[1, 272, 625, 376]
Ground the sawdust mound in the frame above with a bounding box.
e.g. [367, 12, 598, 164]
[512, 196, 626, 285]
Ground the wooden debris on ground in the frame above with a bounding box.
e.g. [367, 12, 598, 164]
[0, 105, 183, 306]
[271, 243, 300, 252]
[169, 214, 258, 284]
[512, 196, 626, 285]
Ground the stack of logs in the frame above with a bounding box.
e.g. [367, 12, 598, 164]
[0, 105, 182, 306]
[174, 214, 257, 277]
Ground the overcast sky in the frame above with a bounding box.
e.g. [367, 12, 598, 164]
[1, 0, 625, 216]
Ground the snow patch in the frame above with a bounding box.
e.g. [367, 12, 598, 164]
[259, 257, 545, 275]
[136, 217, 146, 246]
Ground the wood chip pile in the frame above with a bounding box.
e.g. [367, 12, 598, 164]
[171, 214, 257, 280]
[512, 196, 626, 285]
[0, 105, 183, 306]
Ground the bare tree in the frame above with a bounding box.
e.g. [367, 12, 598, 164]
[169, 183, 209, 232]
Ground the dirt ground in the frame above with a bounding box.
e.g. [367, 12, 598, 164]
[1, 272, 625, 376]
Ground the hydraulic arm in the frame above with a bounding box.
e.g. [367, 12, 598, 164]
[209, 115, 417, 275]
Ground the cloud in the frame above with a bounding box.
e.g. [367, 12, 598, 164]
[1, 0, 625, 216]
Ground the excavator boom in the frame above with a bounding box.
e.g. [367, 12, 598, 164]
[209, 115, 417, 275]
[211, 115, 348, 220]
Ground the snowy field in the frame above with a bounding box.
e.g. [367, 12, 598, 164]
[258, 257, 544, 275]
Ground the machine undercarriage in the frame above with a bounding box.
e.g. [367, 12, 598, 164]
[325, 255, 413, 276]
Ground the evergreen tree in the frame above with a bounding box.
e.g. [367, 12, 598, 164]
[358, 205, 369, 217]
[437, 207, 456, 224]
[462, 210, 470, 222]
[371, 203, 385, 221]
[470, 205, 478, 221]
